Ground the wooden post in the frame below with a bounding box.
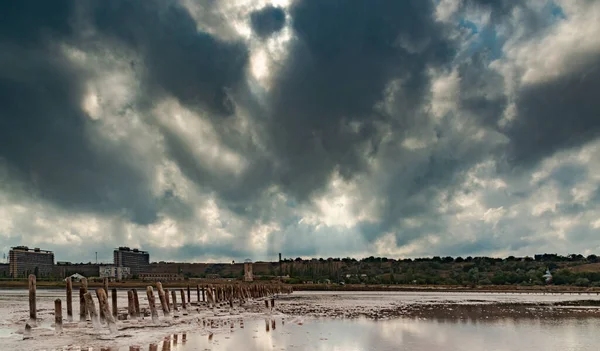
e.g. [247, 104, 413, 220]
[80, 278, 88, 321]
[127, 290, 136, 319]
[79, 286, 87, 321]
[187, 285, 191, 305]
[164, 288, 171, 311]
[196, 285, 200, 303]
[83, 292, 100, 328]
[146, 286, 159, 323]
[156, 282, 170, 317]
[201, 287, 205, 302]
[111, 288, 118, 318]
[96, 289, 106, 322]
[97, 288, 117, 333]
[103, 278, 109, 298]
[132, 289, 140, 318]
[66, 277, 73, 322]
[180, 289, 187, 312]
[54, 299, 62, 333]
[24, 323, 32, 340]
[28, 274, 36, 323]
[171, 290, 178, 312]
[264, 300, 269, 309]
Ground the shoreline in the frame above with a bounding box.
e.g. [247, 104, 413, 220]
[1, 280, 600, 294]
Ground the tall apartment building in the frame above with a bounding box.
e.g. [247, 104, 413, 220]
[9, 246, 54, 278]
[113, 247, 149, 275]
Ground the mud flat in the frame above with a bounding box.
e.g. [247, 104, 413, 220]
[275, 291, 600, 319]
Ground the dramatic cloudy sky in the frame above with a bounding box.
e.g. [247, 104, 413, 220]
[1, 0, 599, 263]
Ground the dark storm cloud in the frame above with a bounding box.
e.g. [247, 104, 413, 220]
[92, 0, 249, 116]
[0, 0, 181, 224]
[250, 5, 286, 38]
[263, 0, 453, 201]
[507, 58, 600, 167]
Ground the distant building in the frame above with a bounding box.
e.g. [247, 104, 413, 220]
[99, 265, 131, 281]
[9, 246, 54, 278]
[113, 247, 149, 275]
[244, 261, 254, 282]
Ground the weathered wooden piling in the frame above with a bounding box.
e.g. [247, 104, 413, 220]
[28, 274, 36, 323]
[111, 288, 118, 318]
[103, 278, 109, 298]
[80, 278, 88, 321]
[54, 299, 63, 333]
[66, 277, 73, 322]
[171, 290, 178, 311]
[127, 290, 136, 319]
[24, 323, 32, 340]
[97, 288, 117, 333]
[83, 292, 100, 328]
[96, 288, 106, 322]
[271, 298, 275, 309]
[180, 289, 187, 312]
[146, 286, 159, 323]
[164, 288, 171, 311]
[187, 285, 191, 305]
[196, 285, 200, 303]
[201, 287, 206, 302]
[156, 282, 170, 317]
[132, 289, 140, 318]
[265, 300, 269, 309]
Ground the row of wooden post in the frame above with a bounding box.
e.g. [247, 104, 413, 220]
[27, 274, 292, 335]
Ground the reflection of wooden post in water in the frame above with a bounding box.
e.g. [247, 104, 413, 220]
[127, 290, 136, 319]
[271, 319, 276, 330]
[83, 292, 100, 328]
[265, 319, 270, 332]
[146, 286, 159, 323]
[132, 289, 140, 318]
[182, 333, 187, 343]
[162, 336, 171, 351]
[156, 282, 170, 317]
[97, 288, 117, 333]
[54, 299, 62, 333]
[149, 344, 158, 351]
[171, 290, 178, 312]
[66, 277, 73, 322]
[111, 288, 118, 318]
[80, 277, 88, 321]
[174, 334, 178, 344]
[28, 274, 36, 323]
[180, 289, 187, 313]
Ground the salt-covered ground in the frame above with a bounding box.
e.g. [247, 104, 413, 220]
[0, 288, 281, 351]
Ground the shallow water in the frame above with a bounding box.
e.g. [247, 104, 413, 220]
[78, 316, 600, 351]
